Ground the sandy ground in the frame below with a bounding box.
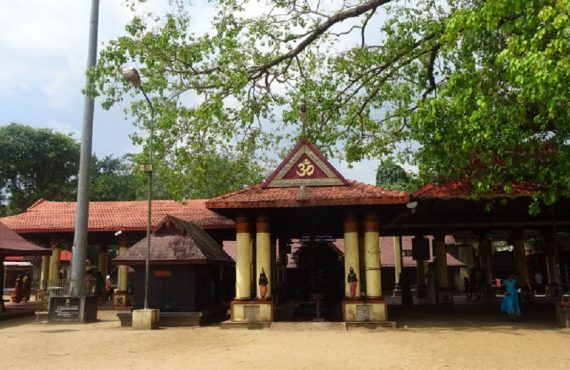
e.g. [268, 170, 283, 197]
[1, 309, 569, 370]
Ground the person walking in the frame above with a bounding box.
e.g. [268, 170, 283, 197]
[500, 272, 521, 321]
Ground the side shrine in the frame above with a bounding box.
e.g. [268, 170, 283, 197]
[206, 139, 409, 325]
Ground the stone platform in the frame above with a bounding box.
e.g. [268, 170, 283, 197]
[118, 306, 226, 327]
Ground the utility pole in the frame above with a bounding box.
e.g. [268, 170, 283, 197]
[70, 0, 100, 296]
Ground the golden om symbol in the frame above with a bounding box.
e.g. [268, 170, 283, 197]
[296, 159, 315, 177]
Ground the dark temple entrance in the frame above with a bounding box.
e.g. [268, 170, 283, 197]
[279, 240, 344, 321]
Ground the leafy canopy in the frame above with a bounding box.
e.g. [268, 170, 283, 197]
[92, 0, 570, 212]
[375, 160, 411, 192]
[0, 123, 80, 215]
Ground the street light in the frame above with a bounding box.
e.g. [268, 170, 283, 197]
[123, 67, 154, 310]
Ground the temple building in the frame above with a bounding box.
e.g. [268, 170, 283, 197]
[1, 138, 569, 326]
[206, 139, 410, 324]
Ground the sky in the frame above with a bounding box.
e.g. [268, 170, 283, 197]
[0, 0, 380, 185]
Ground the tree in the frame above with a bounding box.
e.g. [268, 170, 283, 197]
[158, 150, 268, 200]
[90, 155, 144, 201]
[92, 0, 570, 212]
[0, 123, 79, 215]
[376, 160, 410, 192]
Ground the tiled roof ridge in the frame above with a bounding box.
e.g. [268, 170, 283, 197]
[348, 180, 409, 196]
[27, 198, 46, 211]
[412, 179, 541, 199]
[207, 184, 263, 202]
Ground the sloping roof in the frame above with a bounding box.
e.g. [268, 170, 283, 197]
[206, 139, 409, 209]
[0, 221, 51, 256]
[413, 180, 538, 200]
[0, 199, 234, 234]
[207, 180, 409, 209]
[114, 216, 233, 265]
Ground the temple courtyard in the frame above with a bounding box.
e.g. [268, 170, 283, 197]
[1, 299, 569, 370]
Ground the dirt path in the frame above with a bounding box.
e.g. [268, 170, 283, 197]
[1, 311, 569, 370]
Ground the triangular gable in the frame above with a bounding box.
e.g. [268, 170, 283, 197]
[262, 139, 348, 188]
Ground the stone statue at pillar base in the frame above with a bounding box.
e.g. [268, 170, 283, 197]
[347, 266, 358, 299]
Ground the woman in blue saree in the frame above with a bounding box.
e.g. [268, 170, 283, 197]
[500, 273, 521, 320]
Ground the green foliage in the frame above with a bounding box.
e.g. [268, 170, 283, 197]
[0, 123, 80, 215]
[155, 148, 269, 199]
[375, 160, 410, 192]
[90, 155, 145, 201]
[92, 0, 570, 213]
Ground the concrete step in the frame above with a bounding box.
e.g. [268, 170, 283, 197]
[269, 321, 347, 331]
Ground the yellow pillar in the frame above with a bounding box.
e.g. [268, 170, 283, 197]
[117, 237, 129, 292]
[98, 244, 108, 278]
[343, 213, 360, 298]
[235, 214, 252, 300]
[512, 230, 529, 287]
[48, 238, 61, 285]
[364, 212, 381, 298]
[433, 235, 448, 289]
[40, 255, 50, 290]
[393, 236, 402, 285]
[256, 214, 271, 299]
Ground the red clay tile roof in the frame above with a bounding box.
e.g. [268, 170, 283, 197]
[413, 180, 538, 200]
[207, 180, 409, 209]
[0, 221, 51, 256]
[0, 199, 234, 234]
[114, 216, 233, 265]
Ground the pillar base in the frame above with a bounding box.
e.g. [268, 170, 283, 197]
[113, 291, 131, 308]
[415, 285, 427, 299]
[437, 288, 453, 305]
[230, 300, 273, 322]
[343, 298, 387, 321]
[546, 284, 563, 297]
[520, 287, 535, 302]
[556, 301, 570, 328]
[132, 308, 160, 330]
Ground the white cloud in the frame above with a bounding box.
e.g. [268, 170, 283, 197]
[0, 0, 132, 107]
[45, 118, 79, 138]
